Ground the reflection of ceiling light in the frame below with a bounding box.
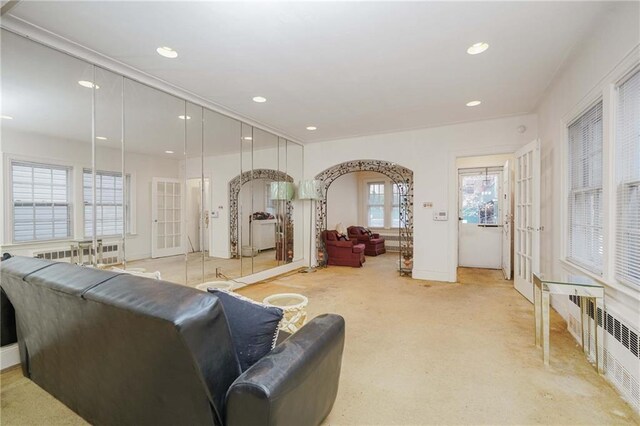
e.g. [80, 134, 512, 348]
[466, 100, 482, 107]
[156, 46, 178, 59]
[96, 136, 107, 140]
[1, 115, 13, 120]
[243, 136, 253, 140]
[306, 126, 317, 131]
[252, 96, 267, 103]
[165, 150, 174, 154]
[467, 42, 489, 55]
[178, 115, 191, 120]
[78, 80, 99, 89]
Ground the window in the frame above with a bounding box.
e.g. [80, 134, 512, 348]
[567, 101, 604, 274]
[83, 169, 124, 237]
[366, 182, 385, 227]
[11, 160, 72, 242]
[391, 183, 401, 228]
[459, 171, 500, 225]
[615, 70, 640, 287]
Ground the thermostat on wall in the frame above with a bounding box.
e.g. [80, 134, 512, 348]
[433, 210, 448, 221]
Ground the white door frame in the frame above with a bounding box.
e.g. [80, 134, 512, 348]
[513, 139, 541, 302]
[448, 145, 525, 282]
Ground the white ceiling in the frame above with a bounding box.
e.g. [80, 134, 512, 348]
[4, 1, 616, 143]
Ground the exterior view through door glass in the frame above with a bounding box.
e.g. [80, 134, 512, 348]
[458, 168, 503, 269]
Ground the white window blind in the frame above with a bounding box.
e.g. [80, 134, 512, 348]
[11, 161, 71, 242]
[367, 182, 385, 228]
[84, 169, 124, 237]
[615, 70, 640, 287]
[568, 101, 604, 274]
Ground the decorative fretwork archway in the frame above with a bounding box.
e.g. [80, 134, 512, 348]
[229, 169, 294, 258]
[314, 160, 414, 269]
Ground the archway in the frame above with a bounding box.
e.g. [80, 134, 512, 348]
[314, 160, 414, 271]
[229, 169, 294, 258]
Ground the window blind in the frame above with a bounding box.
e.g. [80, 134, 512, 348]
[84, 169, 124, 237]
[568, 101, 604, 274]
[11, 161, 71, 242]
[615, 70, 640, 287]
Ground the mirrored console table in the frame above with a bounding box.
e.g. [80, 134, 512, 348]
[533, 272, 604, 373]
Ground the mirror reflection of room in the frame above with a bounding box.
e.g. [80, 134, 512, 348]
[0, 29, 304, 289]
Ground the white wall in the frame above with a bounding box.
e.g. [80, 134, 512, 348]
[1, 128, 181, 260]
[305, 113, 537, 281]
[535, 1, 639, 410]
[326, 172, 359, 231]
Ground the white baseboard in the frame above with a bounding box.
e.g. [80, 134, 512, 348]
[1, 344, 20, 370]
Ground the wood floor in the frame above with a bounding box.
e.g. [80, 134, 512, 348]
[1, 254, 638, 425]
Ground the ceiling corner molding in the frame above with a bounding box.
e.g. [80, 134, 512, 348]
[0, 14, 305, 146]
[0, 1, 20, 16]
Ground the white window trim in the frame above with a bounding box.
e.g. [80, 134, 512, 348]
[559, 48, 640, 300]
[359, 176, 400, 230]
[4, 153, 76, 245]
[82, 168, 130, 239]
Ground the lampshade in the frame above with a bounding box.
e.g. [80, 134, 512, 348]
[298, 179, 324, 200]
[269, 181, 294, 201]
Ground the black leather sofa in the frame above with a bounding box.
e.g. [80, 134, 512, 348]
[0, 257, 345, 426]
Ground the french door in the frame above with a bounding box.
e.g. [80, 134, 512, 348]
[152, 177, 184, 258]
[514, 140, 540, 302]
[502, 160, 513, 280]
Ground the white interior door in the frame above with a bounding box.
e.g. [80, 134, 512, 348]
[502, 160, 513, 279]
[152, 177, 184, 258]
[458, 168, 503, 269]
[514, 140, 540, 302]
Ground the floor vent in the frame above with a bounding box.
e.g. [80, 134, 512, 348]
[568, 306, 640, 413]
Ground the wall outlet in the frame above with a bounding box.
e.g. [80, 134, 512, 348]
[211, 211, 219, 218]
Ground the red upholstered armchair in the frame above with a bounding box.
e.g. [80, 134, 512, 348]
[347, 226, 386, 256]
[321, 230, 366, 267]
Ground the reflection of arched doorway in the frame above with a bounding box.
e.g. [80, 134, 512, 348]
[229, 169, 294, 258]
[315, 160, 414, 270]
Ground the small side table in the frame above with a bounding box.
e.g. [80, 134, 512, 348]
[533, 273, 604, 373]
[263, 293, 308, 333]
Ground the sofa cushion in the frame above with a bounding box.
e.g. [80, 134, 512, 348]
[209, 289, 283, 371]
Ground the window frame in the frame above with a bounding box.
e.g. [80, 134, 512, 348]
[360, 177, 401, 230]
[8, 157, 74, 244]
[82, 168, 132, 238]
[613, 67, 640, 288]
[565, 100, 605, 275]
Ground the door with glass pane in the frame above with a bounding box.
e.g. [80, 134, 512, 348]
[458, 168, 503, 268]
[502, 160, 513, 279]
[152, 178, 183, 258]
[514, 140, 540, 302]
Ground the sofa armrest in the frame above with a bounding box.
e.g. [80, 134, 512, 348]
[226, 314, 345, 426]
[371, 233, 381, 239]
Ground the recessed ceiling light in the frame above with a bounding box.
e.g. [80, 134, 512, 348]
[466, 100, 482, 107]
[96, 136, 107, 140]
[156, 46, 178, 59]
[178, 115, 191, 120]
[1, 115, 13, 120]
[165, 150, 175, 154]
[306, 126, 317, 131]
[467, 42, 489, 55]
[243, 136, 253, 140]
[252, 96, 267, 103]
[78, 80, 99, 89]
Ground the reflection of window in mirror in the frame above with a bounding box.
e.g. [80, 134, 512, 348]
[10, 160, 72, 243]
[83, 169, 134, 237]
[265, 181, 276, 214]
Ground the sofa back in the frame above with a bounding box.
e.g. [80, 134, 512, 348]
[0, 257, 241, 426]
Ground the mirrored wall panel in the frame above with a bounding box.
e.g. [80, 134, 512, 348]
[1, 29, 304, 288]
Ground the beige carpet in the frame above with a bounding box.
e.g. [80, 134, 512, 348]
[1, 254, 638, 425]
